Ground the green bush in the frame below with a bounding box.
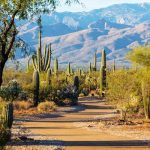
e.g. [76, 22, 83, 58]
[0, 80, 21, 101]
[107, 69, 142, 120]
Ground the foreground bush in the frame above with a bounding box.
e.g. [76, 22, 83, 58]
[107, 70, 142, 120]
[37, 101, 56, 113]
[141, 69, 150, 120]
[0, 80, 21, 101]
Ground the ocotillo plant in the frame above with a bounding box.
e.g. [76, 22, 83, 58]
[32, 31, 52, 72]
[93, 52, 97, 71]
[2, 102, 13, 129]
[54, 58, 58, 75]
[100, 49, 106, 94]
[46, 68, 51, 87]
[142, 80, 150, 120]
[33, 70, 40, 106]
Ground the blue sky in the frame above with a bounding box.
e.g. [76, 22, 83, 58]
[57, 0, 150, 12]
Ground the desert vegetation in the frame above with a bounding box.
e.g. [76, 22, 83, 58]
[0, 35, 150, 148]
[0, 0, 150, 149]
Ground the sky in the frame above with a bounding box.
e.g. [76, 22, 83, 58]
[56, 0, 150, 12]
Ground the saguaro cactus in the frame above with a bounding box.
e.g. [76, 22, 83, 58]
[33, 70, 40, 106]
[93, 52, 97, 71]
[54, 58, 58, 75]
[142, 80, 150, 120]
[101, 49, 106, 68]
[2, 102, 13, 128]
[32, 31, 52, 72]
[100, 49, 106, 95]
[67, 62, 71, 75]
[74, 76, 79, 92]
[89, 62, 92, 74]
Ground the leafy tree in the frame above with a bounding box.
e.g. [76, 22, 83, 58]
[127, 45, 150, 68]
[0, 0, 80, 86]
[127, 45, 150, 120]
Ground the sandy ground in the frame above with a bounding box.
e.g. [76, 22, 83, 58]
[6, 97, 150, 150]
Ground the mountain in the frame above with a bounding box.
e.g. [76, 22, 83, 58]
[39, 21, 150, 65]
[14, 3, 150, 68]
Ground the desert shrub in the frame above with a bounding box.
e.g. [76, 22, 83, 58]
[107, 69, 142, 120]
[37, 101, 56, 112]
[141, 69, 150, 119]
[0, 126, 11, 148]
[0, 80, 21, 101]
[79, 93, 85, 97]
[13, 101, 33, 111]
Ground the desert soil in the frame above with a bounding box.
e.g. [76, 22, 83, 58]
[6, 97, 150, 150]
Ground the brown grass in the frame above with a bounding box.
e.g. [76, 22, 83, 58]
[37, 101, 56, 113]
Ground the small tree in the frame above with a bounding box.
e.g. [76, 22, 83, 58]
[0, 0, 80, 86]
[127, 45, 150, 120]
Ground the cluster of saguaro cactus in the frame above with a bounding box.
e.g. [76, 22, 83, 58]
[33, 70, 40, 106]
[2, 102, 13, 129]
[32, 32, 52, 72]
[54, 58, 58, 75]
[100, 49, 106, 93]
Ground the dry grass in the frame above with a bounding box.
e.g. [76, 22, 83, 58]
[37, 101, 56, 113]
[13, 101, 33, 111]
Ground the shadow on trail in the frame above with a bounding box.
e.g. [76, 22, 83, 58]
[65, 140, 149, 147]
[7, 140, 149, 147]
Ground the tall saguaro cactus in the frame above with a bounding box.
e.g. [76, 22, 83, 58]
[33, 70, 40, 106]
[2, 102, 13, 129]
[74, 76, 79, 92]
[32, 19, 52, 72]
[32, 42, 52, 72]
[93, 52, 97, 71]
[100, 49, 106, 94]
[54, 58, 58, 75]
[67, 62, 71, 75]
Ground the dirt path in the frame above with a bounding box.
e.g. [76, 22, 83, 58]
[7, 97, 150, 150]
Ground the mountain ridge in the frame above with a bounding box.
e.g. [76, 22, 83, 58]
[14, 3, 150, 67]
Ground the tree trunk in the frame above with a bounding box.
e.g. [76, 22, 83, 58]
[0, 61, 6, 86]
